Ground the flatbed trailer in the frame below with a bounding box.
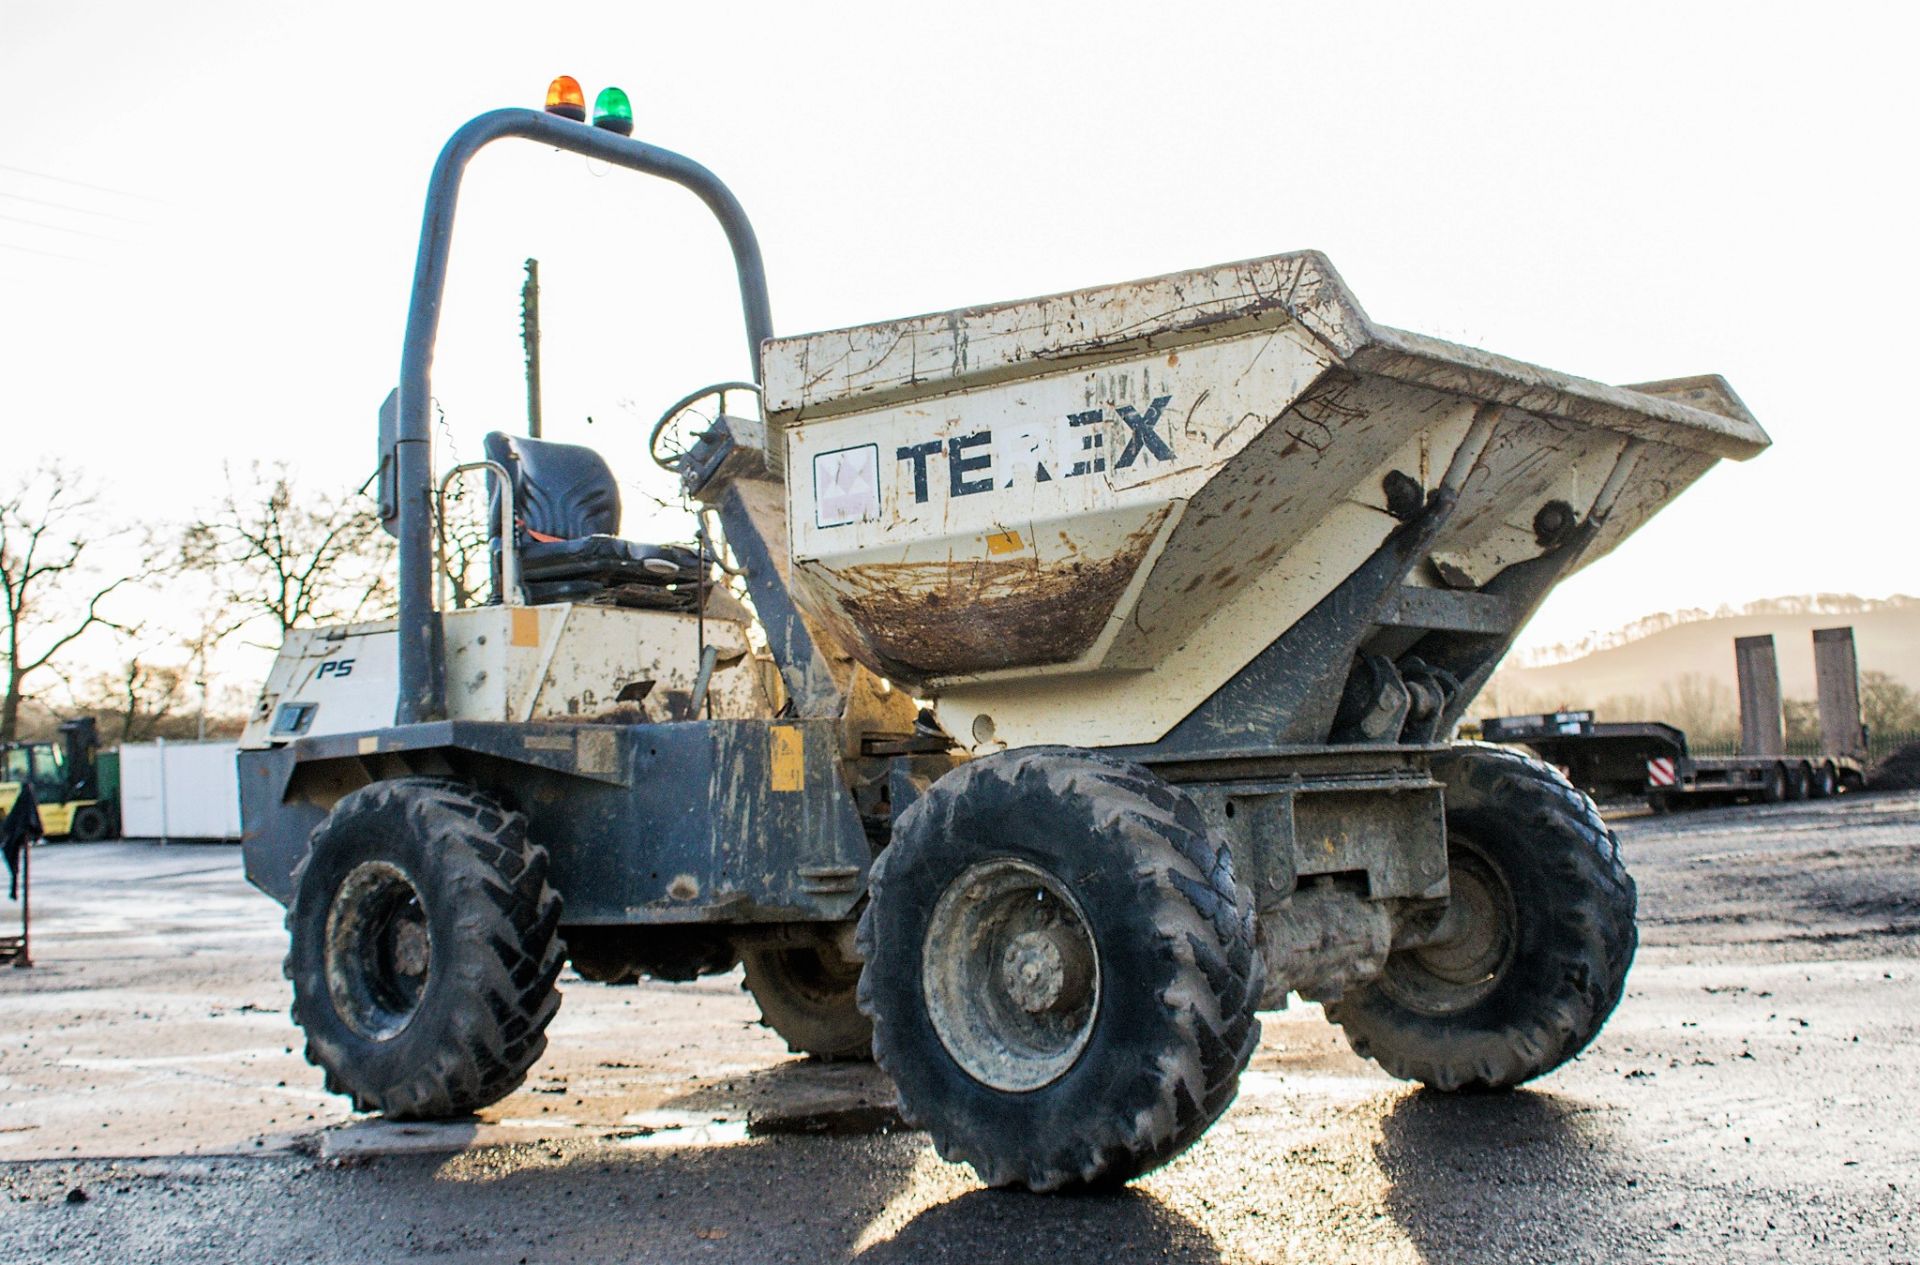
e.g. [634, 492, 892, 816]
[1481, 710, 1865, 809]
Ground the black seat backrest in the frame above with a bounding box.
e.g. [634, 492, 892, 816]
[483, 431, 622, 542]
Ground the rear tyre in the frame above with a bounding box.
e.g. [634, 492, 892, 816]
[1760, 762, 1789, 804]
[1810, 762, 1837, 799]
[69, 804, 111, 842]
[858, 747, 1261, 1191]
[1786, 762, 1811, 801]
[285, 778, 563, 1119]
[741, 940, 873, 1060]
[1327, 746, 1636, 1091]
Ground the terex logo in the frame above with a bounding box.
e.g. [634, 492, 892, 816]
[893, 395, 1175, 506]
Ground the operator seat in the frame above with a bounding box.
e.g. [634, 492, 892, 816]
[483, 431, 704, 610]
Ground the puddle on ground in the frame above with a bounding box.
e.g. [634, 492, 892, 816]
[614, 1111, 753, 1149]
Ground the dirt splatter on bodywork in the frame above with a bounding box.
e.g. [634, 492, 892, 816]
[818, 510, 1170, 680]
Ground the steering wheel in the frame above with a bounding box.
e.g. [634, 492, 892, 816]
[650, 380, 762, 472]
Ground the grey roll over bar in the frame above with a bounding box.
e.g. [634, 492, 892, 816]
[392, 107, 773, 724]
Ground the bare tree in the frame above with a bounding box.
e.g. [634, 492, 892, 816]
[64, 588, 245, 743]
[1862, 670, 1920, 738]
[77, 651, 190, 744]
[1657, 672, 1737, 744]
[1783, 697, 1820, 749]
[439, 473, 494, 610]
[181, 463, 395, 644]
[0, 462, 150, 742]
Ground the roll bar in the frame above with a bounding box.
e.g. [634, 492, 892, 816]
[392, 108, 773, 724]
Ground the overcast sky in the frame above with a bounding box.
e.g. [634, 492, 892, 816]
[2, 1, 1912, 682]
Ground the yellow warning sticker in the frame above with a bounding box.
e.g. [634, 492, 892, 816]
[986, 529, 1023, 555]
[770, 726, 805, 792]
[510, 607, 541, 647]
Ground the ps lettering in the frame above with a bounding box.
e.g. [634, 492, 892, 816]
[316, 658, 356, 679]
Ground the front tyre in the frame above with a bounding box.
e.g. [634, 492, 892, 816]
[69, 803, 112, 841]
[858, 748, 1261, 1192]
[1327, 746, 1636, 1091]
[285, 778, 563, 1118]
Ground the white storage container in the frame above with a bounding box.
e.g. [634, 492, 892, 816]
[117, 740, 243, 841]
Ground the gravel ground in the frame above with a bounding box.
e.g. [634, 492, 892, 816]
[2, 790, 1916, 1263]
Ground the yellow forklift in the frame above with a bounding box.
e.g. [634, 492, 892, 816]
[0, 718, 117, 841]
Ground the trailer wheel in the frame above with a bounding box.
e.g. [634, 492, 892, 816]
[285, 778, 563, 1119]
[69, 804, 112, 842]
[1811, 762, 1837, 799]
[857, 747, 1261, 1191]
[1327, 746, 1635, 1092]
[1760, 762, 1789, 804]
[741, 940, 873, 1060]
[1786, 762, 1811, 801]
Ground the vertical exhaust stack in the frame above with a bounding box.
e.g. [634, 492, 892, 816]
[1735, 634, 1785, 758]
[1813, 626, 1868, 761]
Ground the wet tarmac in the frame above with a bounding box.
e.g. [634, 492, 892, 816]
[2, 791, 1917, 1263]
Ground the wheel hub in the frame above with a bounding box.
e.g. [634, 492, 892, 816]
[324, 861, 433, 1042]
[391, 919, 430, 978]
[922, 859, 1102, 1092]
[1000, 926, 1094, 1015]
[1382, 840, 1516, 1015]
[1411, 863, 1507, 985]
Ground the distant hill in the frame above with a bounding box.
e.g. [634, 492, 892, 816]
[1480, 595, 1920, 721]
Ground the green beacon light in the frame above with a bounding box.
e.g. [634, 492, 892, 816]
[592, 86, 634, 136]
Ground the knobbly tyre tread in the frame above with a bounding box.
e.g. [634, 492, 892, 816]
[1326, 743, 1636, 1091]
[740, 943, 874, 1061]
[857, 746, 1262, 1192]
[284, 777, 564, 1119]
